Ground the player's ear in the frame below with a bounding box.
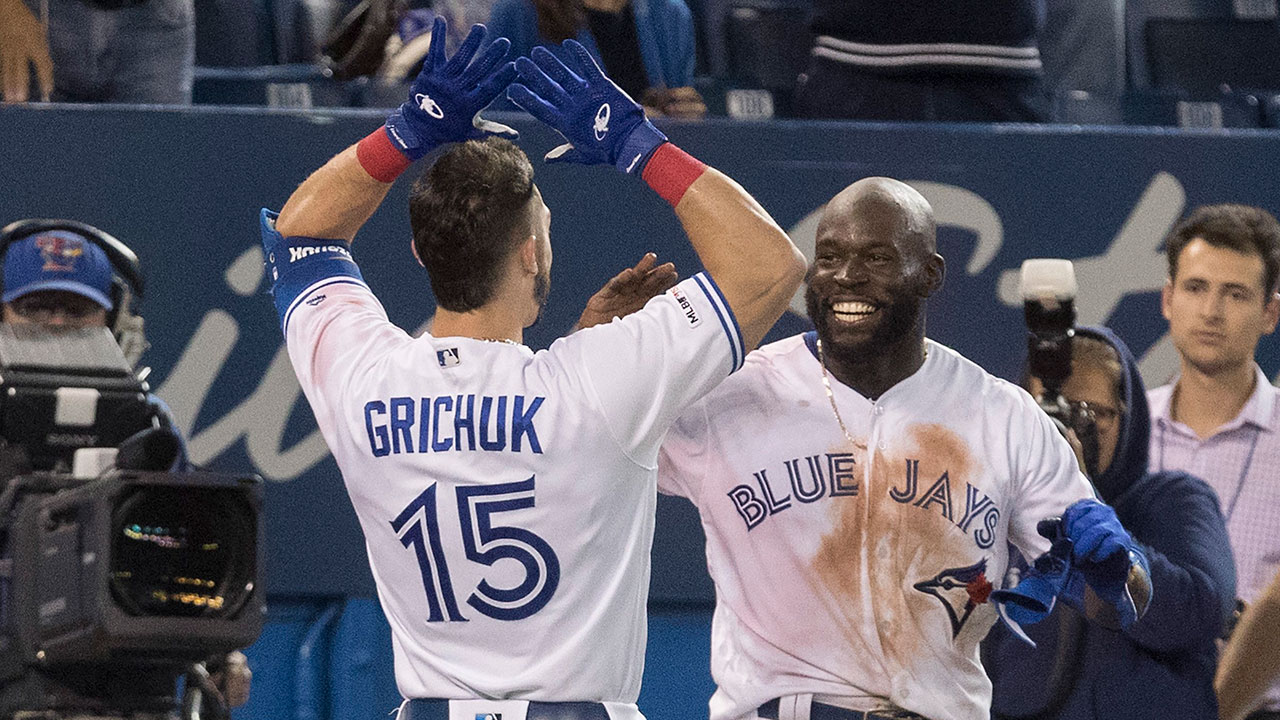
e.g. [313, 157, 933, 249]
[410, 237, 424, 267]
[920, 253, 945, 297]
[518, 235, 539, 275]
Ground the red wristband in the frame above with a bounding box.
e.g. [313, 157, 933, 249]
[641, 142, 707, 207]
[357, 128, 413, 183]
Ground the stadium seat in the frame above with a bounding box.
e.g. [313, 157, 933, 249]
[191, 64, 353, 107]
[195, 0, 276, 67]
[703, 0, 811, 116]
[193, 0, 359, 106]
[704, 0, 810, 83]
[1127, 0, 1280, 94]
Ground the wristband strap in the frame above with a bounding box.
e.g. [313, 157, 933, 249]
[614, 120, 668, 174]
[641, 143, 707, 206]
[357, 128, 413, 183]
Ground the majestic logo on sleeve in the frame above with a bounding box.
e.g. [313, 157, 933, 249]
[593, 103, 611, 140]
[913, 558, 993, 638]
[416, 93, 445, 119]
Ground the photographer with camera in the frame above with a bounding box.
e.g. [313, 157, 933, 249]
[0, 220, 256, 720]
[983, 262, 1236, 720]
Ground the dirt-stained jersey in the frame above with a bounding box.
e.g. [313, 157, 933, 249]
[263, 210, 745, 715]
[658, 332, 1093, 720]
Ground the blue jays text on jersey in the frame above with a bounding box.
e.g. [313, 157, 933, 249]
[728, 450, 1003, 548]
[364, 394, 545, 456]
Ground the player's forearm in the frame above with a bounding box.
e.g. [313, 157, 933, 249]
[661, 161, 806, 350]
[276, 144, 396, 243]
[1217, 574, 1280, 720]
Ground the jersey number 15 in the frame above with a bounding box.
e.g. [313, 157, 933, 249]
[390, 477, 561, 622]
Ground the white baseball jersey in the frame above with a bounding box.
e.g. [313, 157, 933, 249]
[262, 210, 747, 712]
[658, 333, 1093, 720]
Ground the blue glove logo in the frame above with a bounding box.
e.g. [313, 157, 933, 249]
[593, 103, 611, 141]
[381, 19, 519, 160]
[416, 93, 444, 119]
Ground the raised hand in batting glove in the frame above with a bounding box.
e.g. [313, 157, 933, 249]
[383, 18, 518, 161]
[506, 41, 668, 174]
[1060, 498, 1152, 629]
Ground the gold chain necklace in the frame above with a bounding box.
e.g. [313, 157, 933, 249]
[815, 338, 927, 450]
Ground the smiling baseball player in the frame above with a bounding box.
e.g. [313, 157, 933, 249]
[261, 19, 804, 720]
[646, 178, 1149, 720]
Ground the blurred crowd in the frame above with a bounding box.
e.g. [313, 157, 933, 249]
[2, 0, 1279, 126]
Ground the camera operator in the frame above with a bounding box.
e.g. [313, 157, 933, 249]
[983, 325, 1237, 720]
[0, 222, 188, 472]
[0, 220, 251, 718]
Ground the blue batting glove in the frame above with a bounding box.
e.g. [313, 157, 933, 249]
[505, 41, 667, 174]
[383, 18, 518, 160]
[990, 535, 1074, 645]
[1061, 499, 1151, 629]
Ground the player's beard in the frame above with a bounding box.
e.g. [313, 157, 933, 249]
[805, 282, 924, 358]
[529, 268, 551, 326]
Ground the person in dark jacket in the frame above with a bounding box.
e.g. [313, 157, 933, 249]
[794, 0, 1048, 122]
[983, 326, 1237, 720]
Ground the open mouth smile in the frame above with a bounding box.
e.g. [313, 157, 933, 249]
[830, 301, 879, 324]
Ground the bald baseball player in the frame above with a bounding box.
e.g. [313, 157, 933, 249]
[642, 178, 1149, 720]
[261, 18, 804, 720]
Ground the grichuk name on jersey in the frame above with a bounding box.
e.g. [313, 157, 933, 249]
[289, 244, 352, 263]
[728, 454, 1002, 549]
[363, 394, 544, 456]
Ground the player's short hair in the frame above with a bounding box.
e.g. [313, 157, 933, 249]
[1165, 203, 1280, 296]
[409, 137, 536, 312]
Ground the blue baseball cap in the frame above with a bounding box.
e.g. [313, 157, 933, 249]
[2, 230, 114, 310]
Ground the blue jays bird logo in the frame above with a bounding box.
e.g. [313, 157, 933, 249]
[913, 558, 992, 637]
[35, 234, 83, 272]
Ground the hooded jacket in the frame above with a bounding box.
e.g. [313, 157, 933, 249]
[983, 326, 1237, 720]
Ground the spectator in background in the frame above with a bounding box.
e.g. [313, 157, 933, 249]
[793, 0, 1047, 122]
[487, 0, 706, 118]
[1218, 571, 1280, 720]
[0, 0, 193, 104]
[984, 328, 1236, 720]
[1149, 203, 1280, 720]
[1038, 0, 1124, 122]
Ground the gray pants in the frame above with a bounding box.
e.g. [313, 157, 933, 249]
[28, 0, 194, 104]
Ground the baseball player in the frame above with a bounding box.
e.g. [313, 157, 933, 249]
[645, 178, 1149, 720]
[261, 18, 805, 720]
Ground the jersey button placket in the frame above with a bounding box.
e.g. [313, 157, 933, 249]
[871, 403, 887, 450]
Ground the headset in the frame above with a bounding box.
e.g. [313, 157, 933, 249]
[0, 219, 148, 366]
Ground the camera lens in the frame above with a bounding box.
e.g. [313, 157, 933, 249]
[108, 486, 256, 619]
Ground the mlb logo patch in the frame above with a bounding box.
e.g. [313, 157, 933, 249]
[475, 715, 501, 720]
[669, 286, 702, 328]
[437, 348, 461, 367]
